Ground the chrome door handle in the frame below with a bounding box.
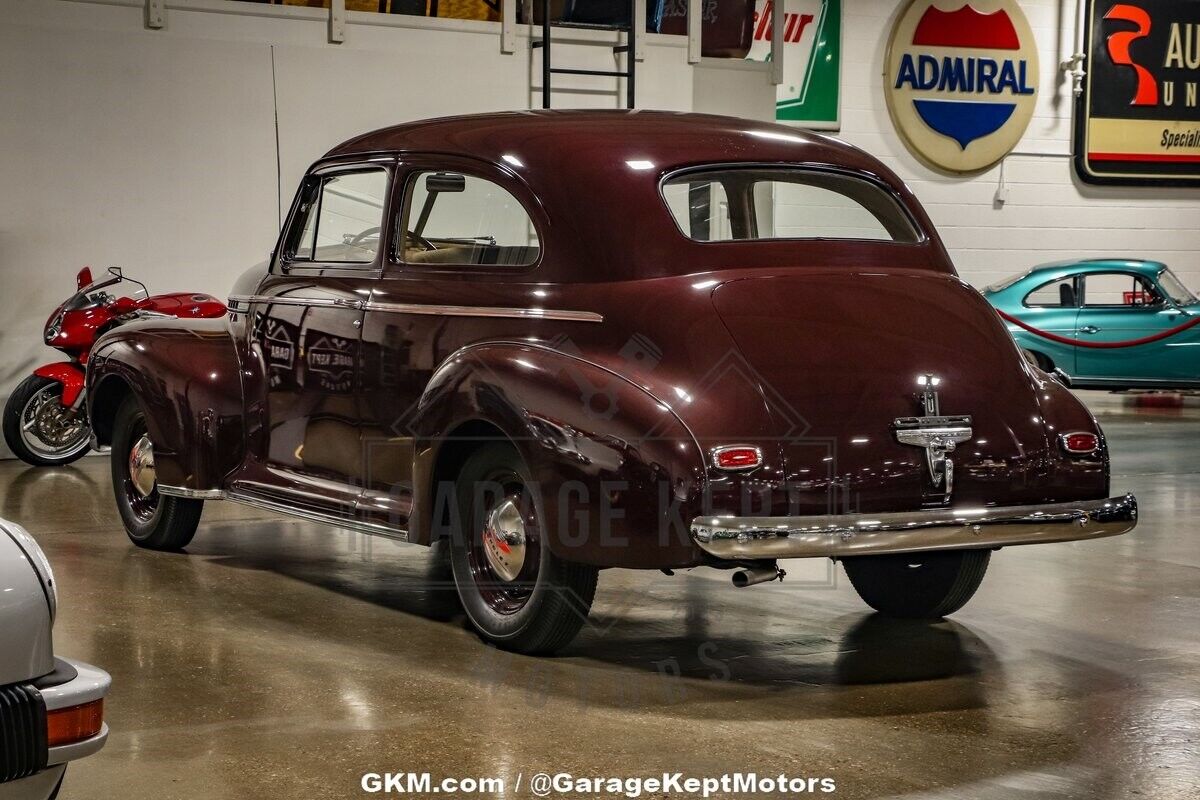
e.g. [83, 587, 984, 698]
[1078, 325, 1101, 334]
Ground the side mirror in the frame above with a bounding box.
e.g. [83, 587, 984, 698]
[108, 266, 124, 279]
[109, 296, 138, 315]
[76, 267, 93, 290]
[425, 172, 466, 194]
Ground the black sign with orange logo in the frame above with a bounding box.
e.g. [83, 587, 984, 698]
[1075, 0, 1200, 185]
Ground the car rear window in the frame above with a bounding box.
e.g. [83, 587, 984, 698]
[661, 168, 921, 244]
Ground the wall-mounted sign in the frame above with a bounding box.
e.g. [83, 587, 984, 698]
[1075, 0, 1200, 185]
[745, 0, 842, 129]
[884, 0, 1040, 173]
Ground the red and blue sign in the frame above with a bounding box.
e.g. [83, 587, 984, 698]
[886, 1, 1041, 172]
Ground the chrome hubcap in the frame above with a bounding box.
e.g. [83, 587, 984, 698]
[128, 434, 156, 498]
[481, 498, 527, 582]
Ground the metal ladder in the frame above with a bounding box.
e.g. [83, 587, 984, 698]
[530, 0, 637, 109]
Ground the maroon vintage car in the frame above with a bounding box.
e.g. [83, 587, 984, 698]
[85, 111, 1136, 654]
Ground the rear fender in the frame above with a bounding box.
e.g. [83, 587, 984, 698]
[1035, 371, 1110, 499]
[32, 363, 86, 407]
[87, 318, 245, 491]
[408, 342, 709, 569]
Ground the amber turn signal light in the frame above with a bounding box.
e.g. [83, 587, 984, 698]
[1059, 432, 1099, 456]
[711, 445, 763, 471]
[47, 699, 104, 747]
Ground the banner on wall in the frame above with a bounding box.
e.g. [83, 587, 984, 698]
[745, 0, 842, 129]
[1075, 0, 1200, 186]
[883, 0, 1040, 173]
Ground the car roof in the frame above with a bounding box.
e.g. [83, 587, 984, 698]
[325, 110, 888, 174]
[317, 111, 950, 281]
[1029, 258, 1167, 277]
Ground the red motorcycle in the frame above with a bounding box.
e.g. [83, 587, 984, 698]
[3, 266, 226, 466]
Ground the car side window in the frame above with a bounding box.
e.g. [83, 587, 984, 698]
[1083, 273, 1162, 308]
[400, 171, 540, 267]
[287, 168, 389, 265]
[661, 168, 921, 243]
[1024, 277, 1078, 308]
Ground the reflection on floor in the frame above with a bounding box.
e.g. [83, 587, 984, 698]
[2, 396, 1198, 800]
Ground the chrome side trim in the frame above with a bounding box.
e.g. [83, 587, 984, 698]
[224, 491, 410, 542]
[692, 494, 1137, 560]
[364, 300, 603, 323]
[1069, 376, 1200, 390]
[227, 294, 364, 311]
[157, 484, 410, 541]
[157, 485, 227, 500]
[227, 295, 602, 322]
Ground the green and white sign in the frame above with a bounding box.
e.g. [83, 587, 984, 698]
[745, 0, 842, 129]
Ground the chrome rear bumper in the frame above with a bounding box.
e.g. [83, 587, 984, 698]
[691, 494, 1137, 561]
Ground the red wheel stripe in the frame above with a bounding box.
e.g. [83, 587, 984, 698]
[997, 309, 1200, 349]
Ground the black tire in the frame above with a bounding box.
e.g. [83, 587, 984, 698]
[110, 396, 203, 550]
[449, 443, 598, 654]
[1023, 349, 1053, 372]
[842, 549, 990, 619]
[2, 376, 90, 467]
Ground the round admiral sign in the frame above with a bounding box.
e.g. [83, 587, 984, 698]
[885, 0, 1040, 173]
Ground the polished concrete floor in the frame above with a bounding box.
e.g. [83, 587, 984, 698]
[3, 393, 1198, 799]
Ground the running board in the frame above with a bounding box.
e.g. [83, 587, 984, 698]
[157, 484, 410, 542]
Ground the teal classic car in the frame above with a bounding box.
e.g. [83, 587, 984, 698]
[984, 259, 1200, 389]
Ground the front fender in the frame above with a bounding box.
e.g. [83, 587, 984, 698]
[87, 317, 245, 491]
[33, 363, 86, 407]
[409, 342, 710, 569]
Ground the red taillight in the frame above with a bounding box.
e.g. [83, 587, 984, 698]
[711, 445, 763, 471]
[1060, 432, 1099, 455]
[47, 699, 104, 747]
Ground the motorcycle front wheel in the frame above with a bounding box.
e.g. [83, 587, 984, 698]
[3, 376, 91, 466]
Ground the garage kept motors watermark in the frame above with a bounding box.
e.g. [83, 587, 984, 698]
[360, 771, 836, 796]
[1075, 0, 1200, 185]
[884, 0, 1040, 173]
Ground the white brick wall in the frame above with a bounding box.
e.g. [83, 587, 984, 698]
[834, 0, 1200, 291]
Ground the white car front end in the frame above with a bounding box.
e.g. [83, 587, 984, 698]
[0, 519, 109, 800]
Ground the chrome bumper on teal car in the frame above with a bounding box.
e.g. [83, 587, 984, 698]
[691, 494, 1138, 560]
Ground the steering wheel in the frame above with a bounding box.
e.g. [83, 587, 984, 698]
[348, 226, 381, 246]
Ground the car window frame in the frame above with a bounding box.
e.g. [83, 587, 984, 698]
[1080, 271, 1167, 310]
[388, 156, 545, 276]
[657, 164, 928, 246]
[1022, 274, 1083, 309]
[276, 158, 396, 278]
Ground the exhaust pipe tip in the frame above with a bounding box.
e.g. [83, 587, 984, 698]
[732, 564, 784, 588]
